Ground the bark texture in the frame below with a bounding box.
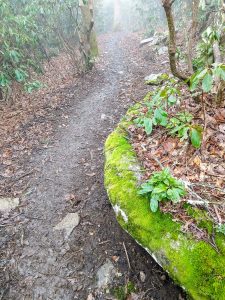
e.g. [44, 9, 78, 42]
[162, 0, 189, 81]
[79, 0, 98, 69]
[213, 40, 225, 106]
[187, 0, 200, 73]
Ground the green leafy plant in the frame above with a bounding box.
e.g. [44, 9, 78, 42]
[24, 81, 44, 93]
[189, 64, 225, 93]
[151, 77, 181, 107]
[0, 0, 97, 99]
[134, 107, 168, 135]
[0, 0, 44, 94]
[134, 77, 181, 135]
[167, 112, 203, 148]
[193, 27, 220, 70]
[139, 168, 186, 212]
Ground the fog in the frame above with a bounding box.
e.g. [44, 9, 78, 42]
[95, 0, 166, 34]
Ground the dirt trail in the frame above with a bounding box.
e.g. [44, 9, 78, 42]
[1, 33, 184, 300]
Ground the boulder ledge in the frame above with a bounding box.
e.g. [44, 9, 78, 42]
[104, 107, 225, 300]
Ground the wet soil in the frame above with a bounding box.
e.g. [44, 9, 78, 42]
[0, 33, 185, 300]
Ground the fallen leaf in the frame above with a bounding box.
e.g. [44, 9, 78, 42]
[193, 156, 202, 167]
[112, 256, 120, 262]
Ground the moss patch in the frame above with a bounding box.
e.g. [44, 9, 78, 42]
[104, 112, 225, 300]
[111, 281, 136, 300]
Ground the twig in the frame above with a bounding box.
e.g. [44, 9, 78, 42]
[123, 242, 131, 269]
[203, 201, 225, 206]
[184, 182, 209, 206]
[184, 180, 225, 206]
[129, 96, 145, 106]
[213, 205, 222, 224]
[151, 156, 164, 170]
[208, 173, 225, 178]
[191, 182, 225, 193]
[201, 91, 207, 153]
[98, 240, 110, 245]
[211, 227, 221, 254]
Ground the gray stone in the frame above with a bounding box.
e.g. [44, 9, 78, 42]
[158, 46, 168, 55]
[140, 271, 146, 282]
[54, 213, 80, 239]
[87, 294, 95, 300]
[148, 37, 160, 46]
[144, 73, 169, 86]
[144, 73, 162, 82]
[147, 33, 168, 47]
[140, 37, 154, 47]
[0, 197, 19, 212]
[96, 259, 115, 289]
[101, 113, 107, 120]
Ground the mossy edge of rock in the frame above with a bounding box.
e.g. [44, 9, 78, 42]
[104, 108, 225, 300]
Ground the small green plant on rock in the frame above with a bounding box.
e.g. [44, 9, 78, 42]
[139, 168, 186, 213]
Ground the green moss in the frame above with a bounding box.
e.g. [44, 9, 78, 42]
[111, 281, 136, 300]
[186, 205, 213, 234]
[104, 113, 225, 300]
[145, 73, 169, 85]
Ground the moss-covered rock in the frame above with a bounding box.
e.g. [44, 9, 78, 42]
[104, 111, 225, 300]
[145, 73, 169, 85]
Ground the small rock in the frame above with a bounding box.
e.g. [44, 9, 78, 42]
[179, 294, 185, 300]
[77, 285, 83, 291]
[0, 197, 19, 213]
[97, 259, 115, 289]
[101, 113, 107, 120]
[112, 255, 120, 262]
[158, 46, 168, 55]
[148, 37, 160, 46]
[87, 294, 95, 300]
[139, 37, 154, 47]
[160, 274, 167, 281]
[54, 213, 80, 239]
[140, 271, 146, 282]
[127, 293, 143, 300]
[145, 73, 168, 85]
[214, 165, 225, 175]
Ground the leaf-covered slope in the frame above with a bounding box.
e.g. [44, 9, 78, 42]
[104, 111, 225, 300]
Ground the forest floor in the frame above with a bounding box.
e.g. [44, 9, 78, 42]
[0, 32, 185, 300]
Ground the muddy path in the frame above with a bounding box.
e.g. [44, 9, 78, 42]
[1, 33, 184, 300]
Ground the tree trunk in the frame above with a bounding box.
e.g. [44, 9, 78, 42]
[162, 0, 189, 81]
[213, 40, 224, 106]
[79, 0, 98, 70]
[113, 0, 121, 31]
[187, 0, 200, 73]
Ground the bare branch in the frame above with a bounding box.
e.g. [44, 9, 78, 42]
[162, 0, 189, 81]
